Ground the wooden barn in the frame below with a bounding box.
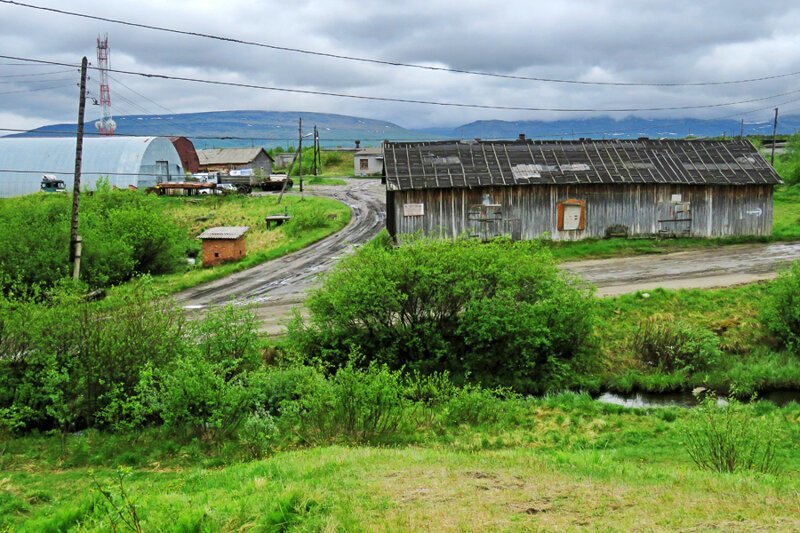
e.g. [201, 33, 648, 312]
[383, 138, 782, 241]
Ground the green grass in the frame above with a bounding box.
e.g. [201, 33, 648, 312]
[2, 397, 799, 531]
[145, 193, 350, 293]
[303, 176, 348, 186]
[274, 149, 357, 179]
[584, 283, 800, 395]
[546, 185, 800, 262]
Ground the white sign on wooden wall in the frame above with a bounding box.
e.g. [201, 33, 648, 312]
[404, 203, 425, 217]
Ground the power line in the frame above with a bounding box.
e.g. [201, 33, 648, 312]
[0, 82, 74, 95]
[107, 74, 174, 114]
[4, 55, 800, 114]
[0, 68, 77, 78]
[0, 77, 75, 85]
[3, 0, 800, 89]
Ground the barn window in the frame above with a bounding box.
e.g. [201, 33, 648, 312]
[360, 159, 369, 170]
[557, 199, 586, 231]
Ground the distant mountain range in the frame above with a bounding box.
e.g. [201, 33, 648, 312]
[422, 116, 800, 140]
[8, 110, 800, 149]
[9, 110, 431, 149]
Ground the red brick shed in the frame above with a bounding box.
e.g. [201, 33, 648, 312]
[198, 226, 249, 267]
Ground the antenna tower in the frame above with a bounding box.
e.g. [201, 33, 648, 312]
[94, 33, 116, 135]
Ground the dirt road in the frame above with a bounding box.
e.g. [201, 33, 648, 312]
[175, 179, 385, 333]
[177, 180, 800, 332]
[562, 241, 800, 296]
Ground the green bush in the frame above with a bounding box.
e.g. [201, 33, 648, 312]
[682, 394, 783, 474]
[0, 280, 190, 433]
[239, 408, 280, 459]
[282, 361, 411, 445]
[0, 184, 190, 292]
[632, 313, 721, 372]
[774, 133, 800, 185]
[760, 263, 800, 352]
[288, 237, 596, 391]
[282, 206, 330, 238]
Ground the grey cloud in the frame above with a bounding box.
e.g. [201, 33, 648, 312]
[1, 0, 800, 132]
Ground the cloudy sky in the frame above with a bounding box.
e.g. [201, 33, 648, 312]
[2, 0, 800, 132]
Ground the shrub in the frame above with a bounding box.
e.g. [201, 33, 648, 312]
[288, 237, 595, 391]
[682, 394, 783, 474]
[0, 184, 189, 292]
[239, 408, 280, 459]
[282, 361, 411, 445]
[282, 206, 329, 238]
[439, 385, 513, 427]
[0, 280, 190, 433]
[632, 314, 720, 372]
[760, 262, 800, 352]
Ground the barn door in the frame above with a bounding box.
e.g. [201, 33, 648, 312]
[658, 193, 692, 236]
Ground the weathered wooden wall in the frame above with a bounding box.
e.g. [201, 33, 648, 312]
[388, 184, 774, 240]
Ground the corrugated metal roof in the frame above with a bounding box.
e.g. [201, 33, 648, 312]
[0, 136, 184, 197]
[355, 148, 383, 156]
[198, 226, 249, 240]
[197, 147, 274, 165]
[384, 139, 782, 191]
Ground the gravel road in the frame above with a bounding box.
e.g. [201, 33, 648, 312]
[177, 180, 800, 332]
[175, 179, 385, 333]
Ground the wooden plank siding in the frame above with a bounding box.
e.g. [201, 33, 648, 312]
[388, 184, 773, 241]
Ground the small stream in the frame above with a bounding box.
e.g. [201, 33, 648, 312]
[595, 389, 800, 408]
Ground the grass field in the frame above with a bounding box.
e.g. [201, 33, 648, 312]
[586, 283, 800, 394]
[2, 395, 798, 531]
[150, 193, 351, 292]
[274, 150, 357, 179]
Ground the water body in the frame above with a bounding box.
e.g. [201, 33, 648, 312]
[596, 389, 800, 408]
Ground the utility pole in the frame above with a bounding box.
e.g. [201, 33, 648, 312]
[70, 56, 88, 281]
[771, 107, 779, 166]
[740, 119, 744, 138]
[312, 125, 318, 176]
[298, 117, 303, 198]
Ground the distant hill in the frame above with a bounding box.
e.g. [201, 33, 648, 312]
[10, 110, 435, 149]
[9, 111, 800, 148]
[422, 116, 800, 140]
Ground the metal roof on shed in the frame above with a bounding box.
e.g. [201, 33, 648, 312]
[383, 139, 782, 191]
[197, 226, 249, 240]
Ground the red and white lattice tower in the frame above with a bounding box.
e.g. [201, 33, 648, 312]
[94, 33, 116, 135]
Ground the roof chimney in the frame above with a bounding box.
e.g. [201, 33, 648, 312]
[355, 140, 361, 149]
[518, 133, 526, 141]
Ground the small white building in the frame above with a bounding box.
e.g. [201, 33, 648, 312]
[0, 136, 184, 197]
[354, 147, 384, 177]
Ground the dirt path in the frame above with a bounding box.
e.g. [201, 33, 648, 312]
[562, 241, 800, 296]
[175, 179, 385, 333]
[177, 181, 800, 332]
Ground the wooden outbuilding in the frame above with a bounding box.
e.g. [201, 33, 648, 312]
[354, 147, 384, 176]
[383, 138, 782, 241]
[198, 226, 249, 267]
[197, 147, 274, 175]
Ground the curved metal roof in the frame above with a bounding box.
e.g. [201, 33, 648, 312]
[0, 136, 184, 197]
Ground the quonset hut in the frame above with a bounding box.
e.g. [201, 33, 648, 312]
[383, 138, 782, 241]
[0, 136, 184, 198]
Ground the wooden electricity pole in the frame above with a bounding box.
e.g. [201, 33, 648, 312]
[70, 56, 88, 281]
[771, 107, 779, 166]
[298, 117, 303, 197]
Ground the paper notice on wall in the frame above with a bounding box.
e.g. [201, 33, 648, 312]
[404, 203, 424, 217]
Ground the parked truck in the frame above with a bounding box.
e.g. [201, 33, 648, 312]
[193, 169, 292, 194]
[40, 175, 67, 193]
